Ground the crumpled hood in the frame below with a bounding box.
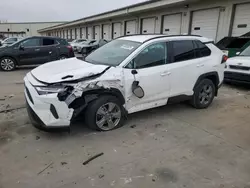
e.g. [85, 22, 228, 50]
[227, 56, 250, 67]
[31, 57, 109, 84]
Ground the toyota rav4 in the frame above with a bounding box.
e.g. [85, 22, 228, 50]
[24, 35, 225, 131]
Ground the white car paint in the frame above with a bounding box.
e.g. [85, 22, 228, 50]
[24, 35, 224, 128]
[225, 56, 250, 74]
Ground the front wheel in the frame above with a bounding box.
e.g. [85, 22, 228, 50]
[85, 95, 125, 131]
[0, 57, 16, 71]
[191, 79, 216, 109]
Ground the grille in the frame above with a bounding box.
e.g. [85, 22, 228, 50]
[229, 65, 250, 71]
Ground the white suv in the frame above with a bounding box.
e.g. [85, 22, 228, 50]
[24, 35, 225, 131]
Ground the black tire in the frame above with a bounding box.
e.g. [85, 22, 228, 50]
[0, 57, 16, 71]
[191, 79, 216, 109]
[85, 95, 125, 131]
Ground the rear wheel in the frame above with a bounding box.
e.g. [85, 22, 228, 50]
[191, 79, 215, 109]
[85, 95, 125, 131]
[0, 57, 16, 71]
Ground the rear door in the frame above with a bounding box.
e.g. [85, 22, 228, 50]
[167, 40, 201, 96]
[18, 38, 43, 65]
[40, 38, 59, 63]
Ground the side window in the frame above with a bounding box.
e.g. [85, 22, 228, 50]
[194, 41, 211, 57]
[21, 38, 40, 47]
[132, 42, 167, 69]
[42, 38, 55, 46]
[172, 40, 195, 62]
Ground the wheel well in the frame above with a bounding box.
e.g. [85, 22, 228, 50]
[97, 89, 125, 105]
[0, 56, 18, 65]
[194, 72, 219, 96]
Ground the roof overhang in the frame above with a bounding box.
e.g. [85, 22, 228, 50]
[38, 0, 194, 33]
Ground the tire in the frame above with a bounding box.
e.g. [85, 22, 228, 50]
[85, 95, 125, 131]
[0, 57, 16, 71]
[59, 55, 68, 60]
[191, 79, 216, 109]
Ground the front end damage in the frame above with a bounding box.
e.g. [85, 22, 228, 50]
[56, 67, 125, 123]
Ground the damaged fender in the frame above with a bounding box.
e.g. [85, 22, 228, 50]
[57, 67, 125, 118]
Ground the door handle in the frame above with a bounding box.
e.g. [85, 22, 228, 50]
[161, 71, 171, 76]
[35, 49, 40, 51]
[197, 64, 204, 67]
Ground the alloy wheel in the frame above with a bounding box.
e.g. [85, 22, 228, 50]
[199, 84, 213, 105]
[1, 58, 15, 71]
[95, 102, 121, 131]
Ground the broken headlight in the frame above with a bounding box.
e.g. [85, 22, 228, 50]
[35, 86, 65, 95]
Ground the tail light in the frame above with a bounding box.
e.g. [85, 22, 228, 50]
[67, 45, 73, 52]
[221, 55, 228, 64]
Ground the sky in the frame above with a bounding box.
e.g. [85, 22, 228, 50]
[0, 0, 147, 22]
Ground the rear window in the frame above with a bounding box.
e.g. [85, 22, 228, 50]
[57, 39, 69, 45]
[194, 41, 211, 57]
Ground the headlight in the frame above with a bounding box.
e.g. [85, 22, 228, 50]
[35, 86, 65, 95]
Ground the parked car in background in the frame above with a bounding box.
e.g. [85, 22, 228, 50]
[24, 35, 225, 132]
[0, 36, 74, 71]
[69, 39, 86, 45]
[70, 39, 87, 52]
[216, 32, 250, 58]
[225, 45, 250, 84]
[0, 37, 23, 47]
[77, 39, 108, 56]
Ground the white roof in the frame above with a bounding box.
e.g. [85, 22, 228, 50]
[118, 35, 213, 43]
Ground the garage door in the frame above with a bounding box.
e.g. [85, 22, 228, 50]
[94, 25, 101, 40]
[87, 26, 93, 39]
[76, 28, 80, 39]
[102, 24, 111, 40]
[125, 20, 137, 35]
[162, 14, 182, 35]
[191, 8, 220, 41]
[141, 17, 156, 34]
[231, 3, 250, 36]
[81, 27, 86, 39]
[112, 22, 122, 39]
[67, 30, 70, 39]
[72, 29, 76, 39]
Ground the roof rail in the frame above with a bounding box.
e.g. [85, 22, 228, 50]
[115, 34, 203, 43]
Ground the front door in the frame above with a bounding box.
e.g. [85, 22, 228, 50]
[123, 42, 171, 113]
[18, 38, 43, 65]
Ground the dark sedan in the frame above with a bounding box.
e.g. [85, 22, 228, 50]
[0, 36, 74, 71]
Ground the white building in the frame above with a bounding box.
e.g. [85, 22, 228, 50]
[38, 0, 250, 42]
[0, 21, 66, 38]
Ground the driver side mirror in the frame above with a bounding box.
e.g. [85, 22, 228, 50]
[236, 52, 240, 56]
[132, 81, 144, 98]
[19, 45, 24, 50]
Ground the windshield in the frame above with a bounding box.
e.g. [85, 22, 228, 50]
[85, 39, 141, 66]
[239, 46, 250, 56]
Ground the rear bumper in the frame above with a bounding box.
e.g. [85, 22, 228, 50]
[224, 71, 250, 84]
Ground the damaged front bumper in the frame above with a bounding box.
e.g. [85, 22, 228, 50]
[24, 74, 74, 130]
